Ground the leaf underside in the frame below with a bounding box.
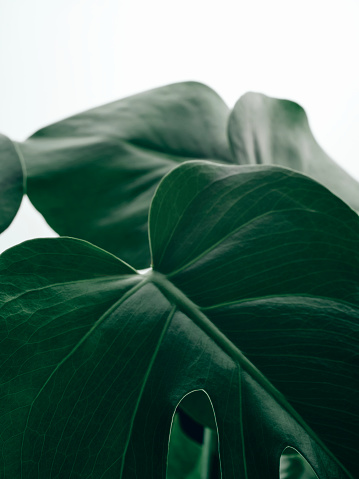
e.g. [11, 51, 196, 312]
[1, 161, 358, 478]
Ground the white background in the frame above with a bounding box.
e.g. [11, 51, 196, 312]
[1, 0, 358, 252]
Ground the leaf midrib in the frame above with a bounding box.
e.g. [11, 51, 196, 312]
[147, 270, 353, 479]
[16, 270, 353, 479]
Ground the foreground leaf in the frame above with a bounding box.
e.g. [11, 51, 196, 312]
[228, 92, 359, 211]
[150, 161, 359, 477]
[1, 161, 358, 478]
[0, 134, 24, 234]
[17, 82, 231, 269]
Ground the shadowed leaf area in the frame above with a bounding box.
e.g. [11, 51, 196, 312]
[0, 133, 24, 234]
[0, 161, 358, 478]
[17, 82, 359, 270]
[280, 447, 317, 479]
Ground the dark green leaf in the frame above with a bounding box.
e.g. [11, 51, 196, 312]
[17, 82, 231, 269]
[228, 92, 359, 211]
[150, 161, 359, 478]
[0, 133, 24, 234]
[18, 85, 359, 272]
[1, 162, 358, 478]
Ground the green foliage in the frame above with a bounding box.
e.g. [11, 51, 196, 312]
[16, 82, 359, 269]
[17, 82, 231, 269]
[0, 83, 358, 478]
[167, 414, 204, 479]
[228, 92, 359, 211]
[280, 449, 317, 479]
[0, 133, 24, 234]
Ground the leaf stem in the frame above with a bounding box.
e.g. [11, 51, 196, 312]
[200, 428, 219, 479]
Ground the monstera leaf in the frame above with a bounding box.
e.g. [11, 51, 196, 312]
[0, 133, 24, 234]
[1, 161, 358, 478]
[17, 83, 359, 270]
[228, 92, 359, 211]
[17, 82, 232, 269]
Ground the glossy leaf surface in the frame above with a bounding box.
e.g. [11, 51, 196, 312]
[228, 92, 359, 211]
[1, 161, 358, 478]
[18, 82, 231, 269]
[0, 133, 24, 234]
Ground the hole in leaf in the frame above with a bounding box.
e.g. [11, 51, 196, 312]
[167, 390, 220, 479]
[280, 447, 318, 479]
